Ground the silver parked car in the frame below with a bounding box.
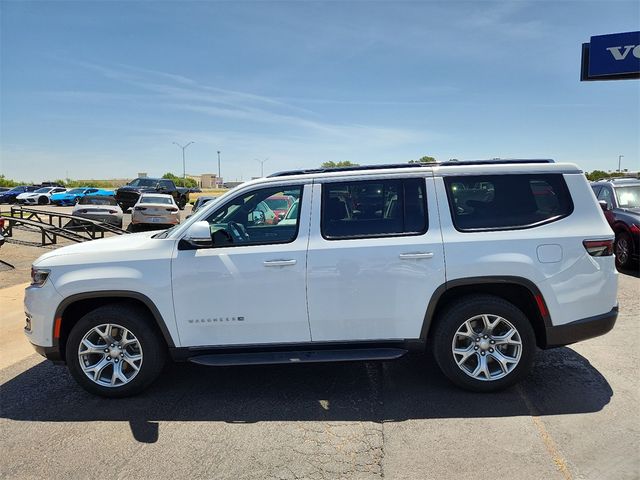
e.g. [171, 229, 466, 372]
[72, 195, 123, 228]
[130, 193, 180, 232]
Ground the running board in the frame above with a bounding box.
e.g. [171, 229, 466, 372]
[188, 348, 408, 367]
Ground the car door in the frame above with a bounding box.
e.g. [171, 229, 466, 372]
[171, 182, 312, 347]
[306, 175, 446, 342]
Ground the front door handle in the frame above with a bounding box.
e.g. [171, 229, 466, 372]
[399, 252, 434, 260]
[263, 259, 297, 267]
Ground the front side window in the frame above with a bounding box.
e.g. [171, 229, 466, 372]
[203, 185, 304, 247]
[445, 174, 573, 231]
[321, 178, 427, 239]
[597, 187, 614, 209]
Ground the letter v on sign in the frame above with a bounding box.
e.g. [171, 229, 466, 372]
[606, 45, 635, 60]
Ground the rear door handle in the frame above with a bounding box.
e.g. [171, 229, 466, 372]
[399, 252, 434, 259]
[263, 259, 297, 267]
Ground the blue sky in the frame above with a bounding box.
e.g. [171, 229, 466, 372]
[1, 0, 639, 182]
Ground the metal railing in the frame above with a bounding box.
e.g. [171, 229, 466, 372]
[0, 206, 129, 246]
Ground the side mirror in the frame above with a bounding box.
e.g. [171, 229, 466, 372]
[184, 221, 212, 248]
[598, 200, 609, 212]
[249, 210, 265, 225]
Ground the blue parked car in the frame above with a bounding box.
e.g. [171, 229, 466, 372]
[50, 187, 114, 206]
[0, 185, 38, 204]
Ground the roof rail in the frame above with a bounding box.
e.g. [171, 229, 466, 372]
[268, 163, 422, 177]
[595, 176, 640, 182]
[268, 159, 555, 178]
[438, 159, 554, 166]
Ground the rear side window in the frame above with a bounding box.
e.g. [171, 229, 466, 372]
[321, 178, 427, 239]
[444, 174, 573, 231]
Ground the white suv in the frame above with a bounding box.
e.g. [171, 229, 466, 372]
[24, 161, 618, 397]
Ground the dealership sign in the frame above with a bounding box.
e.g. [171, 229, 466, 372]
[581, 31, 640, 81]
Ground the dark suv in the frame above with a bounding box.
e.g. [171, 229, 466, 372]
[591, 178, 640, 269]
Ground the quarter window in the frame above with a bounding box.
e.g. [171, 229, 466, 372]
[321, 178, 427, 239]
[445, 174, 573, 231]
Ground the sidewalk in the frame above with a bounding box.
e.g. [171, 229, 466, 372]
[0, 283, 37, 369]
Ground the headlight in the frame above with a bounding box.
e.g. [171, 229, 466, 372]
[30, 267, 50, 287]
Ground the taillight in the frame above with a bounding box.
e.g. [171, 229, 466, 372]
[108, 210, 116, 214]
[134, 206, 146, 211]
[583, 239, 614, 256]
[166, 207, 178, 212]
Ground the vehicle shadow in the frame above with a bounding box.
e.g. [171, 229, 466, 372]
[618, 264, 640, 278]
[0, 347, 612, 444]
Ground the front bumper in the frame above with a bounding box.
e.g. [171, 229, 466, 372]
[544, 306, 618, 348]
[31, 343, 65, 363]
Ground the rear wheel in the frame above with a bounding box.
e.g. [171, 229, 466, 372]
[614, 231, 633, 269]
[66, 304, 166, 397]
[432, 295, 536, 392]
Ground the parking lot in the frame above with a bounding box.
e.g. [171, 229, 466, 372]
[0, 206, 638, 480]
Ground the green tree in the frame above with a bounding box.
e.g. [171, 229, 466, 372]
[409, 155, 437, 164]
[585, 170, 613, 181]
[162, 172, 198, 188]
[321, 161, 360, 168]
[0, 175, 22, 188]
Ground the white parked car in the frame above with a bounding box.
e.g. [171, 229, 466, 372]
[25, 160, 618, 397]
[72, 195, 123, 228]
[129, 193, 180, 232]
[16, 186, 67, 205]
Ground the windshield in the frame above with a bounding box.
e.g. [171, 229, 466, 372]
[34, 187, 52, 193]
[128, 178, 158, 187]
[615, 186, 640, 208]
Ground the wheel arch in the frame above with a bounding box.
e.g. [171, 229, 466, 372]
[53, 291, 176, 363]
[421, 276, 551, 348]
[612, 221, 631, 235]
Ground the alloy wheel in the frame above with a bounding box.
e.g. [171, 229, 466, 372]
[451, 314, 522, 381]
[77, 323, 143, 387]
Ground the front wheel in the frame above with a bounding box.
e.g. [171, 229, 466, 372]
[431, 295, 536, 392]
[38, 196, 48, 205]
[66, 304, 166, 397]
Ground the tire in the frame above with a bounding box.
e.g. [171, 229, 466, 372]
[127, 223, 138, 233]
[431, 295, 536, 392]
[614, 231, 634, 269]
[38, 196, 48, 205]
[66, 304, 166, 397]
[178, 197, 186, 210]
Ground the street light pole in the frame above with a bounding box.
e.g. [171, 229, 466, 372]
[217, 150, 221, 187]
[618, 155, 624, 173]
[172, 141, 194, 186]
[256, 158, 268, 177]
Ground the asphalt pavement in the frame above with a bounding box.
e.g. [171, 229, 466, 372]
[0, 245, 638, 479]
